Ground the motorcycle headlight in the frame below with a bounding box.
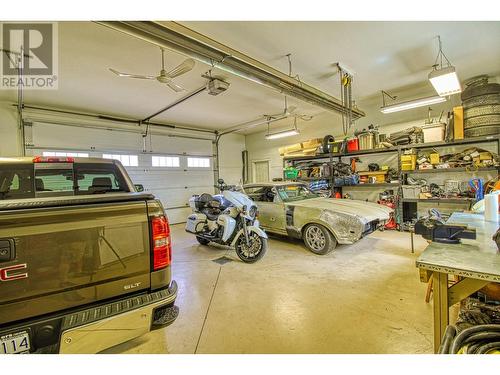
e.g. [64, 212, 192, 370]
[249, 205, 258, 220]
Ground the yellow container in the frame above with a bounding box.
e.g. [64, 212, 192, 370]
[430, 153, 440, 165]
[358, 171, 388, 183]
[401, 154, 416, 171]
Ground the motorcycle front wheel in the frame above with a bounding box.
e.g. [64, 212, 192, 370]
[235, 231, 267, 263]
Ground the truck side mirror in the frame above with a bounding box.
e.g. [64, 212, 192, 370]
[134, 184, 144, 192]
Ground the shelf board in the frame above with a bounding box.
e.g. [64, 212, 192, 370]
[402, 198, 475, 203]
[400, 135, 500, 150]
[285, 177, 328, 181]
[340, 183, 399, 188]
[339, 146, 399, 157]
[403, 166, 499, 174]
[283, 135, 499, 163]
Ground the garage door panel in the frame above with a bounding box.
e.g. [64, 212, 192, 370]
[150, 135, 212, 155]
[126, 171, 213, 189]
[33, 123, 144, 151]
[149, 186, 212, 207]
[31, 122, 214, 224]
[167, 207, 193, 225]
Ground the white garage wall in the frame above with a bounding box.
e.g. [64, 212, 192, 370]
[0, 103, 21, 156]
[217, 133, 246, 186]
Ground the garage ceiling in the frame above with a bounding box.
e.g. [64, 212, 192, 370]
[1, 21, 499, 134]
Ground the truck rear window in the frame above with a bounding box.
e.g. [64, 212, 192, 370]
[74, 164, 129, 195]
[0, 164, 34, 200]
[0, 162, 130, 200]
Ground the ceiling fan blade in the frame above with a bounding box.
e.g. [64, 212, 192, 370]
[166, 81, 186, 92]
[109, 68, 156, 80]
[165, 58, 195, 78]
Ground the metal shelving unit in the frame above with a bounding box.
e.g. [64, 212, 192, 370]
[282, 135, 500, 230]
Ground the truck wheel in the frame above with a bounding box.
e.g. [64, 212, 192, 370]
[235, 232, 267, 263]
[196, 236, 210, 245]
[303, 224, 337, 255]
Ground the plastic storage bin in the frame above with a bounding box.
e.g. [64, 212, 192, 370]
[422, 123, 445, 143]
[402, 185, 422, 199]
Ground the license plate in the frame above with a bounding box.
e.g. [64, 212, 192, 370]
[1, 331, 30, 354]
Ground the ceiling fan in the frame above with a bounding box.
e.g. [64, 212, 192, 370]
[109, 48, 195, 92]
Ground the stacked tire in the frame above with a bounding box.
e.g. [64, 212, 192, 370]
[461, 76, 500, 138]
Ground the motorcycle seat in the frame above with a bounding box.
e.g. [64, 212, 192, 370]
[202, 208, 220, 221]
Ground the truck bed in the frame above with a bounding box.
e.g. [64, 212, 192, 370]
[0, 193, 156, 326]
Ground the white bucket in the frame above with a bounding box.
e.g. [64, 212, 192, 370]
[422, 123, 445, 143]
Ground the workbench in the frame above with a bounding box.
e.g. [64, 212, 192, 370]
[415, 212, 500, 353]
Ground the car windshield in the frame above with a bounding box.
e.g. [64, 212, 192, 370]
[276, 184, 319, 202]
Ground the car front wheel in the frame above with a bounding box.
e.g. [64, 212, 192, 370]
[303, 224, 337, 255]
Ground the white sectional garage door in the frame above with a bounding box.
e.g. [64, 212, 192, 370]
[28, 122, 214, 224]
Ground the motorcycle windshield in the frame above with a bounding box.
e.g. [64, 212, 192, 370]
[223, 191, 254, 209]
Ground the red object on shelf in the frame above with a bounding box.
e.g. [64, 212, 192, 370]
[377, 199, 397, 230]
[346, 138, 359, 152]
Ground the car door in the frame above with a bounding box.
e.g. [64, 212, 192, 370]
[255, 187, 287, 234]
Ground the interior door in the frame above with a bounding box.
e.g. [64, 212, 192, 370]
[253, 160, 270, 182]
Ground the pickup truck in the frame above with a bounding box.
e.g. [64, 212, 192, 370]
[0, 156, 178, 354]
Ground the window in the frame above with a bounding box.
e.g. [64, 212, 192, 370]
[102, 154, 138, 167]
[244, 186, 276, 202]
[187, 157, 210, 168]
[43, 151, 89, 157]
[0, 165, 34, 200]
[276, 184, 318, 202]
[152, 156, 180, 167]
[74, 163, 129, 195]
[35, 168, 74, 194]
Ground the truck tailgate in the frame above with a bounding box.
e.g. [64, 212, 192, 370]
[0, 198, 151, 325]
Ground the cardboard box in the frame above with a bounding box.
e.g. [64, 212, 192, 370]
[302, 138, 322, 149]
[453, 106, 464, 140]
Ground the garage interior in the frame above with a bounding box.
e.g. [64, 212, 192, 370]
[0, 19, 499, 356]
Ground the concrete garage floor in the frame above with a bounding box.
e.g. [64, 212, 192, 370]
[104, 224, 434, 354]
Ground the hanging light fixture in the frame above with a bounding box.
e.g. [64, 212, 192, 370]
[428, 36, 462, 96]
[265, 116, 300, 140]
[380, 90, 446, 114]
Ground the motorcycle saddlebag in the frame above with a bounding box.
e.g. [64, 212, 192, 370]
[186, 213, 207, 233]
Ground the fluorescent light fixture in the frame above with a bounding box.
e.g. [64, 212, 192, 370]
[428, 66, 462, 96]
[380, 95, 446, 114]
[265, 128, 300, 140]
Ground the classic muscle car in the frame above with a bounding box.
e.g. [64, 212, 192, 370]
[243, 182, 392, 254]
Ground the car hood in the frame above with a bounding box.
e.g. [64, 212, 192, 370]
[287, 198, 392, 223]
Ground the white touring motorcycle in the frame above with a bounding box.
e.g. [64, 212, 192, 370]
[185, 179, 268, 263]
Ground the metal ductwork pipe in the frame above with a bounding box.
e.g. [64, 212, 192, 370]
[96, 21, 365, 119]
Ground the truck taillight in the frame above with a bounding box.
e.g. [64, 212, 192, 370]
[33, 156, 75, 163]
[151, 216, 171, 270]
